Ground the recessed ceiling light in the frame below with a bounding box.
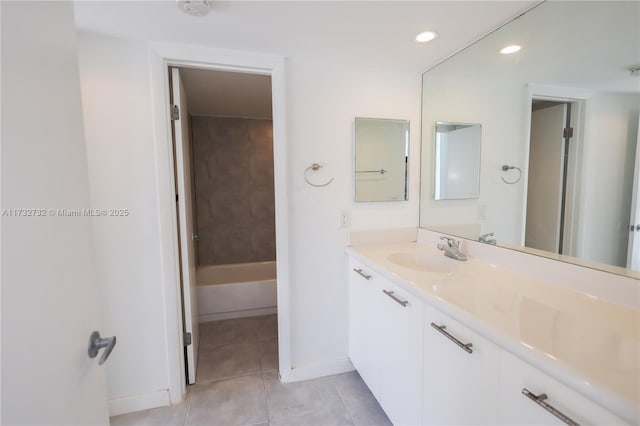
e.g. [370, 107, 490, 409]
[177, 0, 210, 17]
[416, 31, 438, 43]
[500, 45, 522, 54]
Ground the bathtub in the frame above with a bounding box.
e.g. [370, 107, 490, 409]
[196, 261, 277, 322]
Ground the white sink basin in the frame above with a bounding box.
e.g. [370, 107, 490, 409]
[387, 251, 460, 273]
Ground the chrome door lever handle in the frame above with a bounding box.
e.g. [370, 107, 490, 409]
[88, 331, 116, 365]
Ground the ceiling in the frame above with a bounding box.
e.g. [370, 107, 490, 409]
[179, 67, 272, 118]
[74, 1, 538, 74]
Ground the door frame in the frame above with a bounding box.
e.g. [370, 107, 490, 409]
[521, 85, 591, 255]
[148, 42, 292, 403]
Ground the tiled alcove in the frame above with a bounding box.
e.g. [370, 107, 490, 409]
[191, 116, 275, 265]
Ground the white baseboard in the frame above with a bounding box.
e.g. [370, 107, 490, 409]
[199, 307, 277, 323]
[280, 357, 355, 383]
[108, 389, 171, 417]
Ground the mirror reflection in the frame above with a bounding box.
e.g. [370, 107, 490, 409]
[355, 117, 409, 202]
[420, 1, 640, 276]
[434, 122, 481, 200]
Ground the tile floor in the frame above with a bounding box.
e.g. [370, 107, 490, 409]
[110, 315, 391, 426]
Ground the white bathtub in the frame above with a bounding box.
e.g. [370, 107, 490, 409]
[196, 261, 277, 322]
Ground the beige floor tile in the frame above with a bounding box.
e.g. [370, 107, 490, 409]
[186, 374, 268, 426]
[258, 338, 278, 372]
[197, 341, 261, 382]
[251, 314, 278, 341]
[263, 372, 353, 426]
[109, 402, 189, 426]
[331, 371, 392, 426]
[199, 317, 257, 350]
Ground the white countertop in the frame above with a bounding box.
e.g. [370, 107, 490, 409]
[346, 241, 640, 424]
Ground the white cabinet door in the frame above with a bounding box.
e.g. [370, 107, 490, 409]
[423, 306, 499, 425]
[497, 350, 627, 425]
[348, 259, 423, 424]
[348, 260, 383, 399]
[378, 279, 424, 426]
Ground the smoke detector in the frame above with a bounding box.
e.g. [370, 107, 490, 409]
[177, 0, 210, 17]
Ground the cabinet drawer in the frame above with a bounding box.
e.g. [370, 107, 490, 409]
[497, 350, 628, 425]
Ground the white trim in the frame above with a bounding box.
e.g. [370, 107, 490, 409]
[284, 358, 355, 383]
[199, 307, 278, 323]
[108, 389, 171, 417]
[527, 84, 594, 101]
[147, 43, 291, 401]
[148, 47, 186, 405]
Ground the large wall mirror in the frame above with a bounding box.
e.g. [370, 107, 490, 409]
[355, 117, 409, 202]
[420, 1, 640, 277]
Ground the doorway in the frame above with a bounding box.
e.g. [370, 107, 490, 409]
[169, 66, 279, 386]
[525, 99, 582, 255]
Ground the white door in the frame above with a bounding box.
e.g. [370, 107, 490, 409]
[525, 103, 567, 253]
[627, 117, 640, 270]
[2, 2, 110, 424]
[170, 67, 200, 384]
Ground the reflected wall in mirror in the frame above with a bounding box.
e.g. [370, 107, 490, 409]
[434, 122, 481, 200]
[354, 117, 409, 202]
[420, 1, 640, 277]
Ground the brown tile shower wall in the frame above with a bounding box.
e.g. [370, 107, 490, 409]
[191, 116, 275, 265]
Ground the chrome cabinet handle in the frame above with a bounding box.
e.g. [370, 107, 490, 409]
[430, 322, 473, 353]
[353, 268, 372, 280]
[522, 388, 580, 426]
[88, 331, 117, 366]
[383, 289, 408, 307]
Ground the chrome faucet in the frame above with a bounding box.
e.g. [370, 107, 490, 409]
[479, 232, 497, 245]
[437, 236, 467, 261]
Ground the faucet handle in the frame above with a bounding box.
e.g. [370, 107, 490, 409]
[439, 236, 457, 248]
[479, 232, 497, 245]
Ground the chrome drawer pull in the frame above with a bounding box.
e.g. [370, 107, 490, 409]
[430, 322, 473, 353]
[521, 388, 580, 426]
[383, 289, 408, 307]
[353, 268, 372, 280]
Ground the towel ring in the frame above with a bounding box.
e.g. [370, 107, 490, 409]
[304, 163, 334, 187]
[501, 165, 522, 184]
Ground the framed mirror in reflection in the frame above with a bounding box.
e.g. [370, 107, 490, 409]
[434, 122, 481, 201]
[354, 117, 409, 202]
[420, 1, 640, 277]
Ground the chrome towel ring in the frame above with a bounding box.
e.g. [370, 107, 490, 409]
[304, 163, 334, 187]
[501, 165, 522, 184]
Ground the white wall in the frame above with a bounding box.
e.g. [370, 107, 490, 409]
[285, 58, 421, 368]
[77, 34, 171, 413]
[76, 33, 421, 412]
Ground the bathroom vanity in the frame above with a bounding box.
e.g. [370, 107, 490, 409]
[346, 229, 639, 426]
